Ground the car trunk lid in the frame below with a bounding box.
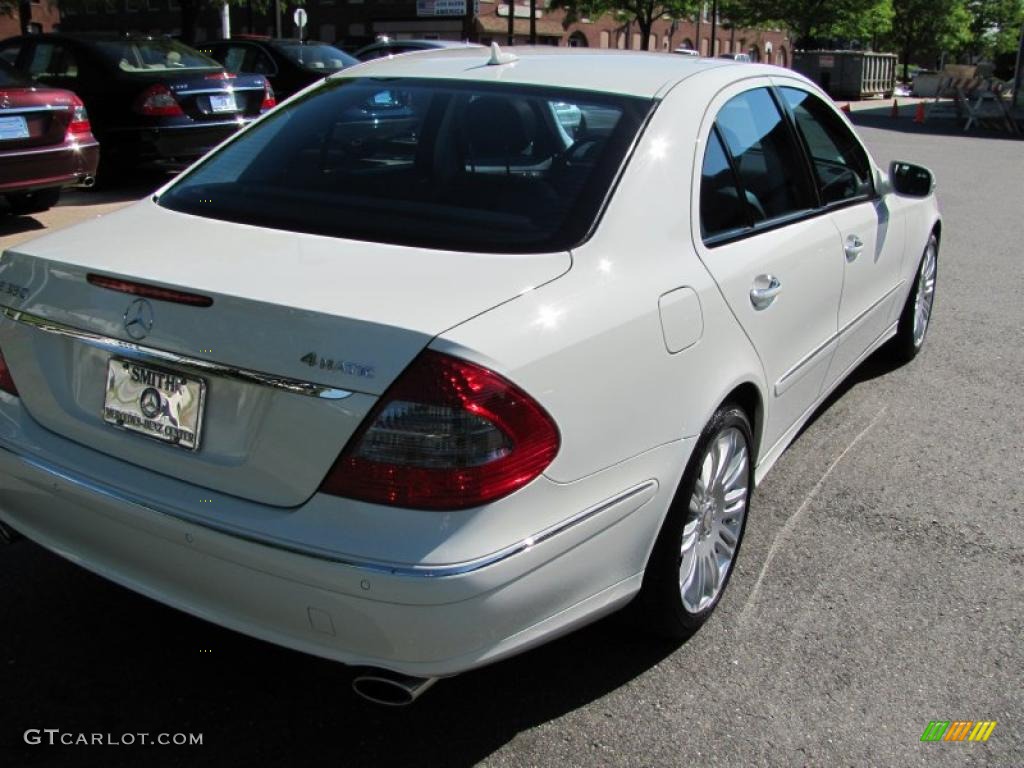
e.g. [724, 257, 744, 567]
[0, 199, 569, 507]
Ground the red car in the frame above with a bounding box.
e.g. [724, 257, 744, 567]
[0, 58, 98, 215]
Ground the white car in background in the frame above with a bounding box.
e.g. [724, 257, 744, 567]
[0, 47, 940, 705]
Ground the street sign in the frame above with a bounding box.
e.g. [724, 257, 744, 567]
[293, 7, 307, 30]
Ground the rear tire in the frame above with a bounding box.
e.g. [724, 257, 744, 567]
[639, 404, 754, 640]
[887, 233, 937, 364]
[6, 187, 61, 216]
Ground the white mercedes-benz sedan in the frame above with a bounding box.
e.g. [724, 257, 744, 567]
[0, 47, 939, 704]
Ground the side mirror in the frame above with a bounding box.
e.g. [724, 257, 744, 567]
[889, 161, 935, 197]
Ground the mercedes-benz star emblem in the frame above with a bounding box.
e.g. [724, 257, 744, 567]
[139, 387, 162, 419]
[123, 298, 154, 341]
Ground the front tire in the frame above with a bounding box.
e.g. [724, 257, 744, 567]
[640, 404, 754, 639]
[888, 233, 938, 363]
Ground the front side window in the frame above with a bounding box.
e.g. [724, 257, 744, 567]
[780, 87, 873, 205]
[158, 78, 653, 253]
[216, 45, 248, 74]
[28, 43, 78, 78]
[713, 87, 815, 223]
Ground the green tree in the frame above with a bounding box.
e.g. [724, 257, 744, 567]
[966, 0, 1024, 56]
[550, 0, 701, 50]
[889, 0, 971, 80]
[717, 0, 889, 43]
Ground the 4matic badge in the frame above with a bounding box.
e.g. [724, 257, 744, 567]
[300, 352, 375, 379]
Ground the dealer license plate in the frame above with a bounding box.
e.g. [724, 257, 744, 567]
[0, 115, 29, 140]
[209, 94, 237, 113]
[102, 359, 206, 451]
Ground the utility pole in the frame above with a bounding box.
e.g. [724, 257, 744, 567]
[507, 0, 514, 44]
[529, 0, 536, 44]
[275, 0, 282, 39]
[709, 0, 717, 57]
[695, 3, 702, 55]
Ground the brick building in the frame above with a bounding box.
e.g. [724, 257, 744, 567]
[57, 0, 790, 65]
[0, 1, 63, 38]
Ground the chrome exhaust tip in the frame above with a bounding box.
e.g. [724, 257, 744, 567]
[351, 668, 439, 706]
[0, 521, 23, 545]
[78, 175, 96, 188]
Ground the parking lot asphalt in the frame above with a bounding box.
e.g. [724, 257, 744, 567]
[0, 117, 1022, 768]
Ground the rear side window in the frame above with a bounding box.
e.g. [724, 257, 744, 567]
[158, 78, 653, 253]
[700, 129, 748, 239]
[779, 87, 873, 205]
[713, 88, 815, 223]
[275, 42, 357, 72]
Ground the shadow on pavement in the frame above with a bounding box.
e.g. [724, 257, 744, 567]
[59, 171, 173, 208]
[0, 215, 45, 238]
[0, 537, 682, 767]
[849, 103, 1023, 141]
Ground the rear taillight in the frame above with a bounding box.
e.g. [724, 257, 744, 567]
[66, 96, 91, 138]
[320, 350, 559, 510]
[134, 84, 184, 117]
[260, 82, 276, 112]
[0, 347, 18, 396]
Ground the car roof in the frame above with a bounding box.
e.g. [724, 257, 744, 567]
[338, 46, 781, 98]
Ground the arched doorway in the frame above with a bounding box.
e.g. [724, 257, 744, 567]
[776, 47, 788, 67]
[749, 44, 760, 62]
[568, 31, 588, 48]
[681, 37, 694, 51]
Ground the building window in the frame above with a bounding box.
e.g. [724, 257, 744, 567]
[648, 34, 656, 50]
[599, 30, 609, 48]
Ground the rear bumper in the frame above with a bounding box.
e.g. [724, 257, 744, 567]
[0, 394, 687, 677]
[101, 121, 249, 168]
[0, 141, 100, 193]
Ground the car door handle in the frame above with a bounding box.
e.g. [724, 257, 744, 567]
[749, 275, 782, 310]
[845, 235, 864, 261]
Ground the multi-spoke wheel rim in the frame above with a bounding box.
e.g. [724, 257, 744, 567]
[679, 426, 749, 614]
[913, 243, 937, 347]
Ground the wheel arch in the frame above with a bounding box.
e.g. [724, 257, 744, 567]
[719, 381, 764, 465]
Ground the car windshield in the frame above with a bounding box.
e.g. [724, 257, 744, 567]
[96, 39, 221, 72]
[0, 58, 29, 86]
[158, 78, 654, 253]
[274, 42, 357, 72]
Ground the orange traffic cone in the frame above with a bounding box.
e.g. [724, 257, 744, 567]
[913, 102, 926, 124]
[890, 98, 899, 118]
[841, 103, 852, 114]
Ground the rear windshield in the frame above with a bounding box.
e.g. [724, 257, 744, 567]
[96, 39, 221, 72]
[158, 78, 654, 253]
[275, 42, 357, 72]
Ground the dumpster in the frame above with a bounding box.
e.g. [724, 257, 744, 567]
[793, 50, 898, 100]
